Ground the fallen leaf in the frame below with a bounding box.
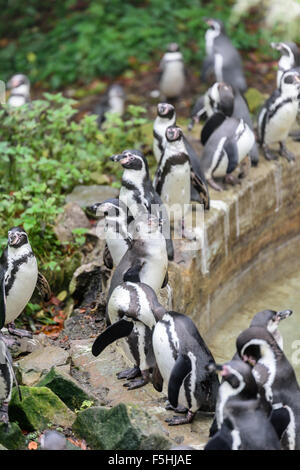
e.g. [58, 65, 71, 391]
[28, 441, 38, 450]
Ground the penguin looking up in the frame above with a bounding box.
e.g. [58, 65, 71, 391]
[89, 198, 132, 269]
[153, 103, 210, 207]
[110, 149, 174, 260]
[0, 335, 21, 424]
[92, 281, 219, 425]
[0, 227, 51, 339]
[7, 74, 30, 107]
[271, 42, 300, 88]
[159, 43, 185, 101]
[258, 69, 300, 162]
[201, 18, 247, 93]
[204, 360, 281, 450]
[94, 84, 125, 129]
[237, 326, 300, 449]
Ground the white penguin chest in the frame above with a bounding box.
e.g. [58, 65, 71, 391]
[139, 245, 168, 293]
[235, 122, 255, 162]
[5, 255, 38, 324]
[105, 226, 128, 266]
[265, 100, 298, 144]
[159, 162, 191, 216]
[8, 96, 27, 107]
[160, 62, 185, 98]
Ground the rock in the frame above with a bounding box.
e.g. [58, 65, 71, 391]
[15, 346, 70, 386]
[140, 434, 172, 450]
[54, 202, 91, 243]
[72, 403, 171, 450]
[9, 386, 75, 431]
[65, 185, 118, 208]
[69, 261, 104, 313]
[1, 330, 51, 359]
[37, 367, 96, 411]
[244, 87, 267, 114]
[0, 422, 26, 450]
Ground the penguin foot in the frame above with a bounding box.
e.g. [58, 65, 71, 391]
[279, 142, 295, 162]
[289, 130, 300, 141]
[7, 323, 32, 339]
[207, 178, 223, 192]
[123, 370, 150, 389]
[262, 145, 278, 161]
[165, 410, 195, 426]
[224, 174, 241, 186]
[165, 402, 188, 414]
[117, 366, 141, 380]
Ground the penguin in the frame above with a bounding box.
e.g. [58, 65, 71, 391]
[0, 227, 51, 338]
[200, 111, 255, 191]
[7, 74, 30, 107]
[153, 103, 210, 207]
[205, 360, 281, 450]
[110, 149, 174, 260]
[236, 326, 300, 449]
[0, 334, 21, 424]
[92, 281, 219, 424]
[94, 84, 125, 129]
[271, 41, 300, 88]
[159, 43, 185, 101]
[89, 198, 132, 269]
[257, 69, 300, 161]
[202, 18, 247, 93]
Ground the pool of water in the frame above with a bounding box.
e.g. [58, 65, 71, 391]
[208, 261, 300, 382]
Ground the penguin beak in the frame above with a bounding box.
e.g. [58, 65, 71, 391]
[271, 42, 281, 51]
[109, 154, 123, 162]
[203, 17, 213, 26]
[276, 309, 293, 321]
[242, 354, 257, 366]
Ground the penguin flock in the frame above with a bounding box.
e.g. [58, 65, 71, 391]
[2, 16, 300, 451]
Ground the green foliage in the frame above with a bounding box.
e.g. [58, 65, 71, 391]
[0, 0, 268, 89]
[0, 94, 149, 277]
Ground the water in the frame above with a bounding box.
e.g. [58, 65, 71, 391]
[208, 265, 300, 382]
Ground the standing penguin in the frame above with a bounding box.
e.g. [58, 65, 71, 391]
[159, 43, 185, 101]
[94, 84, 125, 129]
[237, 326, 300, 449]
[205, 360, 281, 450]
[0, 335, 21, 424]
[153, 103, 210, 206]
[202, 18, 247, 93]
[110, 149, 174, 260]
[7, 74, 30, 107]
[258, 69, 300, 161]
[0, 227, 51, 338]
[92, 281, 219, 424]
[271, 41, 300, 88]
[89, 198, 132, 269]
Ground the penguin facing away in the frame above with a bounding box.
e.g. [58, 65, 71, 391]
[94, 84, 125, 129]
[110, 149, 174, 260]
[202, 18, 247, 93]
[271, 41, 300, 88]
[92, 281, 219, 425]
[257, 69, 300, 161]
[0, 227, 51, 339]
[205, 360, 281, 450]
[0, 335, 21, 424]
[7, 74, 30, 107]
[236, 326, 300, 449]
[159, 43, 186, 101]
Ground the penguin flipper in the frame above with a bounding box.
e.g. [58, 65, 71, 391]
[92, 319, 134, 357]
[270, 406, 291, 440]
[161, 271, 168, 289]
[224, 139, 239, 174]
[103, 243, 114, 269]
[191, 170, 210, 210]
[0, 266, 6, 329]
[36, 272, 51, 302]
[201, 112, 226, 146]
[123, 262, 144, 283]
[168, 354, 192, 408]
[152, 365, 163, 392]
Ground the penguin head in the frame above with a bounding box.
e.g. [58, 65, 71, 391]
[271, 41, 296, 58]
[7, 227, 29, 248]
[108, 84, 125, 99]
[236, 326, 279, 367]
[203, 18, 225, 34]
[165, 125, 183, 143]
[90, 198, 120, 218]
[110, 149, 148, 172]
[7, 74, 30, 92]
[167, 42, 180, 53]
[218, 360, 258, 398]
[250, 309, 292, 337]
[206, 82, 234, 117]
[157, 102, 175, 120]
[279, 70, 300, 94]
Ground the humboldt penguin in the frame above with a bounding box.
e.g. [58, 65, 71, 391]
[7, 74, 30, 107]
[159, 43, 185, 101]
[0, 227, 51, 339]
[110, 149, 174, 260]
[205, 360, 281, 450]
[202, 18, 247, 93]
[94, 84, 125, 129]
[271, 41, 300, 88]
[237, 326, 300, 449]
[257, 69, 300, 161]
[153, 103, 176, 163]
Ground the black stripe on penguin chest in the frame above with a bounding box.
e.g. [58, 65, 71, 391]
[5, 252, 34, 296]
[156, 152, 189, 196]
[153, 129, 164, 155]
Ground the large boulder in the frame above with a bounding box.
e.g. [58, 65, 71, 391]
[65, 185, 118, 208]
[9, 386, 75, 431]
[54, 202, 91, 243]
[0, 422, 26, 450]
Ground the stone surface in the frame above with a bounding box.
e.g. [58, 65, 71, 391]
[0, 422, 26, 450]
[54, 202, 91, 243]
[9, 386, 75, 431]
[65, 184, 118, 208]
[69, 261, 104, 313]
[37, 366, 96, 411]
[15, 346, 70, 386]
